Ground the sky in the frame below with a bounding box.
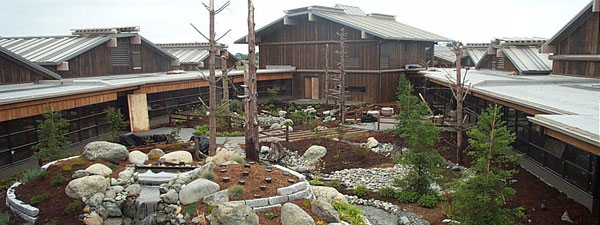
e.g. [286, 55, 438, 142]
[0, 0, 591, 54]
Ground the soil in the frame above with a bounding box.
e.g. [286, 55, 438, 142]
[280, 138, 393, 173]
[211, 163, 294, 201]
[348, 131, 404, 144]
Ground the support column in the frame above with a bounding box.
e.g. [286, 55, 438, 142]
[127, 94, 150, 132]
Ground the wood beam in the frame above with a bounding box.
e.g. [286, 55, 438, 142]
[283, 16, 296, 25]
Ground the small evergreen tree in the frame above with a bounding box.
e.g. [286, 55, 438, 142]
[106, 106, 127, 142]
[452, 105, 523, 224]
[394, 74, 444, 195]
[33, 106, 70, 162]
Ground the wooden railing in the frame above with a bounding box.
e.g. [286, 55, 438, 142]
[258, 126, 290, 142]
[168, 112, 244, 129]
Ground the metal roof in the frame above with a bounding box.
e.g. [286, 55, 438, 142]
[434, 45, 456, 63]
[0, 46, 62, 80]
[236, 5, 452, 43]
[502, 46, 552, 74]
[547, 1, 594, 45]
[465, 48, 487, 65]
[162, 48, 209, 65]
[334, 4, 366, 16]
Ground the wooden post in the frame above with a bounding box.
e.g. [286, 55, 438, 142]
[324, 44, 330, 106]
[454, 42, 466, 165]
[245, 0, 259, 161]
[338, 28, 347, 124]
[221, 50, 230, 114]
[377, 113, 381, 130]
[207, 0, 218, 156]
[285, 125, 289, 142]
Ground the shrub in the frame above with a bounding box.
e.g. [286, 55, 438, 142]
[30, 193, 49, 206]
[50, 174, 66, 186]
[206, 205, 214, 214]
[417, 195, 437, 208]
[43, 220, 58, 225]
[232, 156, 245, 164]
[0, 211, 10, 225]
[228, 185, 245, 197]
[33, 107, 70, 162]
[200, 172, 215, 181]
[264, 212, 277, 220]
[302, 199, 311, 208]
[316, 219, 326, 225]
[397, 191, 420, 204]
[193, 125, 210, 136]
[309, 179, 324, 186]
[63, 200, 83, 214]
[353, 185, 368, 197]
[106, 106, 127, 142]
[61, 164, 72, 172]
[72, 158, 87, 166]
[19, 168, 47, 183]
[105, 163, 118, 171]
[328, 181, 342, 190]
[331, 200, 366, 225]
[184, 204, 197, 215]
[377, 187, 397, 198]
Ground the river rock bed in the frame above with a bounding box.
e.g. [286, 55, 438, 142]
[323, 164, 408, 191]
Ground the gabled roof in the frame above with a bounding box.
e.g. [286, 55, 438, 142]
[465, 47, 487, 66]
[0, 46, 62, 80]
[235, 4, 452, 43]
[157, 43, 239, 65]
[434, 45, 456, 63]
[547, 1, 595, 45]
[0, 27, 177, 66]
[502, 46, 552, 74]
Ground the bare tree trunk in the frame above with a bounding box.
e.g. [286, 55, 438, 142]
[221, 50, 229, 114]
[208, 0, 217, 156]
[324, 44, 329, 106]
[339, 28, 347, 124]
[245, 0, 259, 161]
[455, 43, 465, 165]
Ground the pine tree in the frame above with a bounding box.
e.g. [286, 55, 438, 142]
[452, 105, 523, 224]
[106, 106, 127, 142]
[394, 74, 444, 195]
[33, 106, 71, 162]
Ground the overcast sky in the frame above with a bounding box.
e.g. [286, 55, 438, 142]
[0, 0, 591, 54]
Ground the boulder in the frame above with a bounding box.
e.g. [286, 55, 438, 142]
[72, 170, 90, 179]
[270, 123, 282, 130]
[85, 163, 113, 176]
[310, 199, 340, 223]
[162, 189, 179, 204]
[102, 201, 122, 217]
[205, 150, 242, 165]
[126, 184, 142, 197]
[281, 119, 294, 126]
[303, 145, 327, 164]
[190, 162, 216, 179]
[118, 168, 134, 181]
[278, 111, 288, 117]
[160, 151, 193, 165]
[311, 186, 345, 202]
[82, 141, 129, 161]
[179, 178, 220, 205]
[128, 151, 148, 165]
[281, 203, 316, 225]
[102, 218, 123, 225]
[366, 137, 379, 148]
[83, 212, 103, 225]
[65, 175, 110, 199]
[202, 190, 229, 206]
[148, 148, 165, 160]
[209, 202, 259, 225]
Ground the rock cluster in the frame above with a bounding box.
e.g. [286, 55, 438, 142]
[323, 164, 408, 191]
[345, 195, 430, 225]
[82, 141, 129, 161]
[258, 115, 286, 128]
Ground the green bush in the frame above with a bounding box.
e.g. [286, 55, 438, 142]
[50, 174, 66, 186]
[63, 200, 83, 214]
[43, 220, 58, 225]
[232, 156, 245, 164]
[206, 205, 214, 214]
[309, 179, 324, 186]
[353, 185, 368, 197]
[200, 172, 215, 181]
[72, 158, 87, 166]
[397, 191, 420, 204]
[331, 200, 365, 225]
[61, 164, 72, 172]
[184, 204, 197, 215]
[417, 195, 437, 208]
[30, 193, 49, 206]
[328, 181, 342, 190]
[105, 163, 118, 171]
[19, 168, 47, 183]
[377, 187, 397, 198]
[265, 212, 277, 220]
[0, 211, 10, 225]
[193, 125, 210, 136]
[228, 185, 245, 197]
[33, 107, 70, 162]
[216, 131, 245, 137]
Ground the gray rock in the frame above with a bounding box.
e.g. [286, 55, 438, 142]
[191, 162, 216, 179]
[162, 189, 179, 204]
[148, 148, 165, 159]
[105, 189, 116, 199]
[311, 198, 340, 223]
[303, 145, 327, 164]
[83, 141, 129, 161]
[311, 186, 345, 202]
[83, 212, 103, 225]
[102, 201, 122, 217]
[400, 216, 410, 224]
[72, 170, 90, 179]
[128, 150, 148, 165]
[270, 123, 282, 129]
[281, 203, 315, 225]
[65, 175, 109, 199]
[160, 151, 193, 165]
[85, 163, 113, 176]
[179, 178, 219, 205]
[209, 202, 259, 225]
[202, 190, 229, 206]
[125, 184, 142, 197]
[102, 217, 122, 225]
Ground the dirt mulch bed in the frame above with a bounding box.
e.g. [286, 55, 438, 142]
[212, 163, 294, 201]
[347, 131, 403, 144]
[280, 138, 393, 173]
[11, 158, 127, 225]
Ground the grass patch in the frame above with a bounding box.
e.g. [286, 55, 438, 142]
[184, 204, 197, 215]
[353, 185, 368, 197]
[0, 211, 10, 225]
[377, 187, 397, 198]
[19, 168, 47, 183]
[72, 158, 87, 166]
[397, 191, 420, 204]
[417, 194, 438, 208]
[228, 185, 245, 197]
[309, 179, 324, 186]
[265, 212, 277, 220]
[331, 200, 366, 225]
[327, 181, 342, 190]
[105, 163, 119, 171]
[200, 172, 216, 181]
[30, 193, 49, 206]
[232, 156, 245, 164]
[63, 200, 83, 214]
[50, 174, 66, 186]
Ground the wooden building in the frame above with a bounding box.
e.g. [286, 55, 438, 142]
[236, 4, 451, 103]
[542, 0, 600, 77]
[0, 46, 62, 85]
[157, 43, 240, 71]
[433, 45, 456, 68]
[476, 37, 553, 74]
[462, 43, 488, 67]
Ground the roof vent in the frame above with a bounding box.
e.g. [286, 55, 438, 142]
[156, 42, 227, 49]
[466, 43, 490, 48]
[334, 4, 366, 15]
[285, 5, 344, 15]
[367, 13, 396, 20]
[71, 26, 140, 35]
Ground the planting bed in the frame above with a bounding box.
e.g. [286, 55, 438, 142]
[212, 163, 292, 201]
[281, 138, 393, 173]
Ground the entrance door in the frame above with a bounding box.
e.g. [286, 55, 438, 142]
[304, 77, 319, 99]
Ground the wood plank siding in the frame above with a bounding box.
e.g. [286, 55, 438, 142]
[553, 13, 600, 77]
[44, 37, 173, 78]
[479, 54, 518, 73]
[0, 52, 49, 85]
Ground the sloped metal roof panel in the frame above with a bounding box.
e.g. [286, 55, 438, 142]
[0, 36, 110, 65]
[162, 48, 209, 64]
[502, 46, 552, 74]
[466, 48, 487, 65]
[434, 45, 456, 63]
[334, 4, 366, 16]
[0, 46, 62, 80]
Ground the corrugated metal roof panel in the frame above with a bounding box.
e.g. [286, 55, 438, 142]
[502, 46, 552, 74]
[0, 46, 62, 80]
[466, 48, 487, 65]
[162, 48, 209, 64]
[334, 4, 366, 16]
[0, 36, 110, 65]
[434, 45, 456, 63]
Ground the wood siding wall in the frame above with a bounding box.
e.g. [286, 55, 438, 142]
[0, 53, 49, 85]
[44, 37, 173, 78]
[479, 54, 518, 73]
[553, 13, 600, 77]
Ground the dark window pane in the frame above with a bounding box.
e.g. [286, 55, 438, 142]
[0, 137, 8, 150]
[0, 150, 11, 167]
[13, 146, 33, 162]
[9, 131, 36, 148]
[565, 146, 590, 171]
[545, 154, 563, 175]
[528, 146, 544, 164]
[564, 163, 590, 191]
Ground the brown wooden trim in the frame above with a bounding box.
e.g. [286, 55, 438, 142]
[0, 87, 134, 111]
[545, 128, 600, 156]
[232, 73, 292, 83]
[134, 80, 209, 94]
[259, 40, 378, 46]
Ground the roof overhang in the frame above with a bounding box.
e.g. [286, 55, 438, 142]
[529, 116, 600, 155]
[546, 2, 594, 45]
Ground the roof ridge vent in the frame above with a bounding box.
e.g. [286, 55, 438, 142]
[466, 43, 490, 47]
[71, 26, 140, 35]
[157, 42, 227, 49]
[500, 39, 546, 46]
[285, 5, 345, 15]
[367, 13, 396, 20]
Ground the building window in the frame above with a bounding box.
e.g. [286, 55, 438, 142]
[111, 39, 130, 66]
[497, 57, 504, 69]
[345, 56, 359, 68]
[132, 52, 142, 70]
[345, 86, 366, 93]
